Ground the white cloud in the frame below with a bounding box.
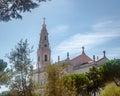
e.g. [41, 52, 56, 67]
[52, 20, 120, 61]
[107, 47, 120, 59]
[92, 20, 120, 32]
[50, 25, 69, 34]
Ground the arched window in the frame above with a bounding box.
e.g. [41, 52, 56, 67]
[44, 36, 47, 40]
[45, 55, 47, 62]
[44, 44, 47, 47]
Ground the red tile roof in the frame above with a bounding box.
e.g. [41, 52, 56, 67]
[70, 51, 92, 66]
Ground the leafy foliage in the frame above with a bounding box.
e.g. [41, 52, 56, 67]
[101, 83, 120, 96]
[86, 66, 103, 96]
[45, 64, 77, 96]
[7, 39, 38, 96]
[0, 59, 8, 85]
[0, 59, 7, 72]
[63, 74, 89, 95]
[0, 0, 50, 22]
[99, 59, 120, 86]
[0, 91, 13, 96]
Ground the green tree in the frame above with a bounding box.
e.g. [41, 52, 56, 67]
[63, 74, 89, 96]
[45, 64, 76, 96]
[99, 59, 120, 86]
[0, 59, 8, 85]
[7, 39, 38, 96]
[101, 83, 120, 96]
[86, 66, 103, 96]
[0, 0, 50, 22]
[0, 91, 13, 96]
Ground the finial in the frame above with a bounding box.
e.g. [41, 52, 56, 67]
[97, 56, 99, 60]
[42, 17, 46, 27]
[82, 46, 85, 53]
[58, 56, 60, 62]
[93, 55, 95, 62]
[43, 17, 46, 24]
[103, 51, 106, 58]
[67, 52, 69, 59]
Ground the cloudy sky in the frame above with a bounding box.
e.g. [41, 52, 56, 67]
[0, 0, 120, 64]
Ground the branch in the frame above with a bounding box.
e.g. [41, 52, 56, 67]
[113, 77, 120, 87]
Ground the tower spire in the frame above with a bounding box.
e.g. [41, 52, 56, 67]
[42, 17, 46, 27]
[37, 18, 51, 68]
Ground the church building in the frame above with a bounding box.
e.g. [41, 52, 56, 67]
[33, 19, 109, 86]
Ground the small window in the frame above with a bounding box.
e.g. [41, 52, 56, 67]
[45, 55, 47, 61]
[44, 36, 47, 40]
[44, 44, 47, 47]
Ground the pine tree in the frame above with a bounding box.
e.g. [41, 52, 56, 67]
[0, 0, 50, 22]
[8, 39, 39, 96]
[0, 59, 8, 86]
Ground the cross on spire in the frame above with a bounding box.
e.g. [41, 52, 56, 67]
[43, 17, 46, 24]
[42, 17, 46, 27]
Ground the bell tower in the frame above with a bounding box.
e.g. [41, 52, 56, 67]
[37, 18, 51, 68]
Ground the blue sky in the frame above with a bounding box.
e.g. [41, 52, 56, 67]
[0, 0, 120, 92]
[0, 0, 120, 65]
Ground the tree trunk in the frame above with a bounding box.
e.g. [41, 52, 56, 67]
[93, 91, 96, 96]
